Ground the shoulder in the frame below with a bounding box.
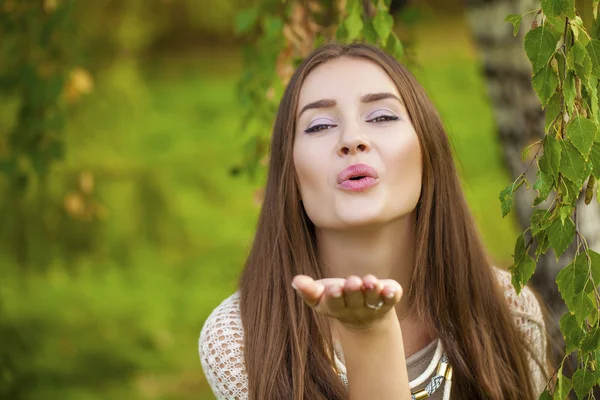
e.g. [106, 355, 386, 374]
[492, 267, 545, 328]
[492, 267, 548, 393]
[199, 292, 248, 400]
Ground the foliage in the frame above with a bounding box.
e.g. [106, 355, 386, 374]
[502, 2, 600, 397]
[0, 0, 79, 188]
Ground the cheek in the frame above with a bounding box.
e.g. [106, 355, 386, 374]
[293, 142, 323, 199]
[293, 141, 334, 225]
[384, 131, 423, 199]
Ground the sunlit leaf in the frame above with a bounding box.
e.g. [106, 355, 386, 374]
[559, 312, 584, 353]
[567, 41, 592, 78]
[566, 116, 597, 160]
[586, 39, 600, 78]
[532, 64, 559, 105]
[572, 368, 595, 399]
[592, 142, 600, 179]
[524, 25, 559, 73]
[560, 140, 587, 186]
[499, 181, 516, 217]
[548, 216, 575, 260]
[505, 14, 522, 37]
[531, 209, 552, 237]
[580, 327, 600, 352]
[373, 10, 393, 42]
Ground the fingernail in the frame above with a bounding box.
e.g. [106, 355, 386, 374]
[333, 284, 344, 298]
[291, 282, 298, 290]
[385, 291, 395, 299]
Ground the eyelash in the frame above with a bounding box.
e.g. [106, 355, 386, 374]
[304, 114, 399, 134]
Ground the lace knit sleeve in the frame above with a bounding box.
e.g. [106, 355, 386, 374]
[199, 292, 249, 400]
[494, 268, 548, 394]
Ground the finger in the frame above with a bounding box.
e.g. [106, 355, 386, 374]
[344, 275, 364, 308]
[379, 280, 403, 306]
[324, 282, 345, 312]
[362, 274, 382, 308]
[292, 275, 325, 308]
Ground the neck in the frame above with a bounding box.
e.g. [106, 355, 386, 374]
[316, 212, 436, 356]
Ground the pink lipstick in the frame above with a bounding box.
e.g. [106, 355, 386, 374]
[337, 163, 379, 192]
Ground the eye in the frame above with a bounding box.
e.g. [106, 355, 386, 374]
[367, 114, 399, 123]
[304, 118, 338, 134]
[304, 124, 337, 133]
[366, 109, 400, 123]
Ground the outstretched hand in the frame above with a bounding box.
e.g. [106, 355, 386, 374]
[291, 274, 402, 330]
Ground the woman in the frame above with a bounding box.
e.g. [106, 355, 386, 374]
[199, 42, 549, 400]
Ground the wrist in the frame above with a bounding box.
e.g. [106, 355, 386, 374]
[337, 309, 400, 337]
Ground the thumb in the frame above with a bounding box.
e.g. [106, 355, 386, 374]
[292, 275, 325, 308]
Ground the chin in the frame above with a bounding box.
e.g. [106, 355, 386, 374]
[334, 206, 389, 227]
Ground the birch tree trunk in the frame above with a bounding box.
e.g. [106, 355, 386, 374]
[463, 0, 600, 384]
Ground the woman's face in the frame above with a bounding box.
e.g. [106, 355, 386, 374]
[293, 57, 423, 229]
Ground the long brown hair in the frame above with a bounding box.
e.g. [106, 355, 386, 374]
[239, 42, 547, 400]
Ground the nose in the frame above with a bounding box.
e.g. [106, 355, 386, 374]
[337, 127, 371, 157]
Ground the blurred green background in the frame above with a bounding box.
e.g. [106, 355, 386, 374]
[0, 0, 520, 399]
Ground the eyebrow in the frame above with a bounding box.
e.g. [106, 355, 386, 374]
[297, 92, 403, 118]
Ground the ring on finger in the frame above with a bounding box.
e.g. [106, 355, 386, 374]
[365, 298, 384, 310]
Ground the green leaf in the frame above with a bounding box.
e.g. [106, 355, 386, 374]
[534, 168, 553, 205]
[559, 204, 573, 223]
[560, 177, 582, 204]
[385, 34, 403, 60]
[234, 7, 259, 35]
[560, 312, 584, 354]
[499, 181, 516, 217]
[581, 327, 600, 352]
[336, 23, 348, 41]
[589, 250, 600, 286]
[572, 368, 595, 399]
[510, 253, 536, 295]
[567, 41, 592, 78]
[542, 0, 567, 18]
[586, 39, 600, 78]
[535, 231, 551, 259]
[543, 134, 562, 179]
[539, 390, 552, 400]
[553, 366, 573, 400]
[513, 234, 526, 264]
[345, 4, 364, 41]
[373, 10, 394, 42]
[263, 16, 283, 38]
[566, 116, 597, 160]
[591, 142, 600, 178]
[557, 254, 595, 324]
[548, 216, 575, 260]
[505, 14, 523, 37]
[570, 17, 587, 41]
[563, 1, 576, 18]
[362, 19, 378, 44]
[564, 71, 576, 115]
[524, 25, 559, 73]
[531, 209, 552, 237]
[584, 77, 599, 123]
[572, 253, 590, 294]
[545, 91, 561, 130]
[560, 140, 587, 186]
[532, 64, 559, 106]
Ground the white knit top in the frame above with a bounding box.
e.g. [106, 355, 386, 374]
[198, 268, 548, 399]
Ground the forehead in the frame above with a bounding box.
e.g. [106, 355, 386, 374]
[298, 57, 400, 105]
